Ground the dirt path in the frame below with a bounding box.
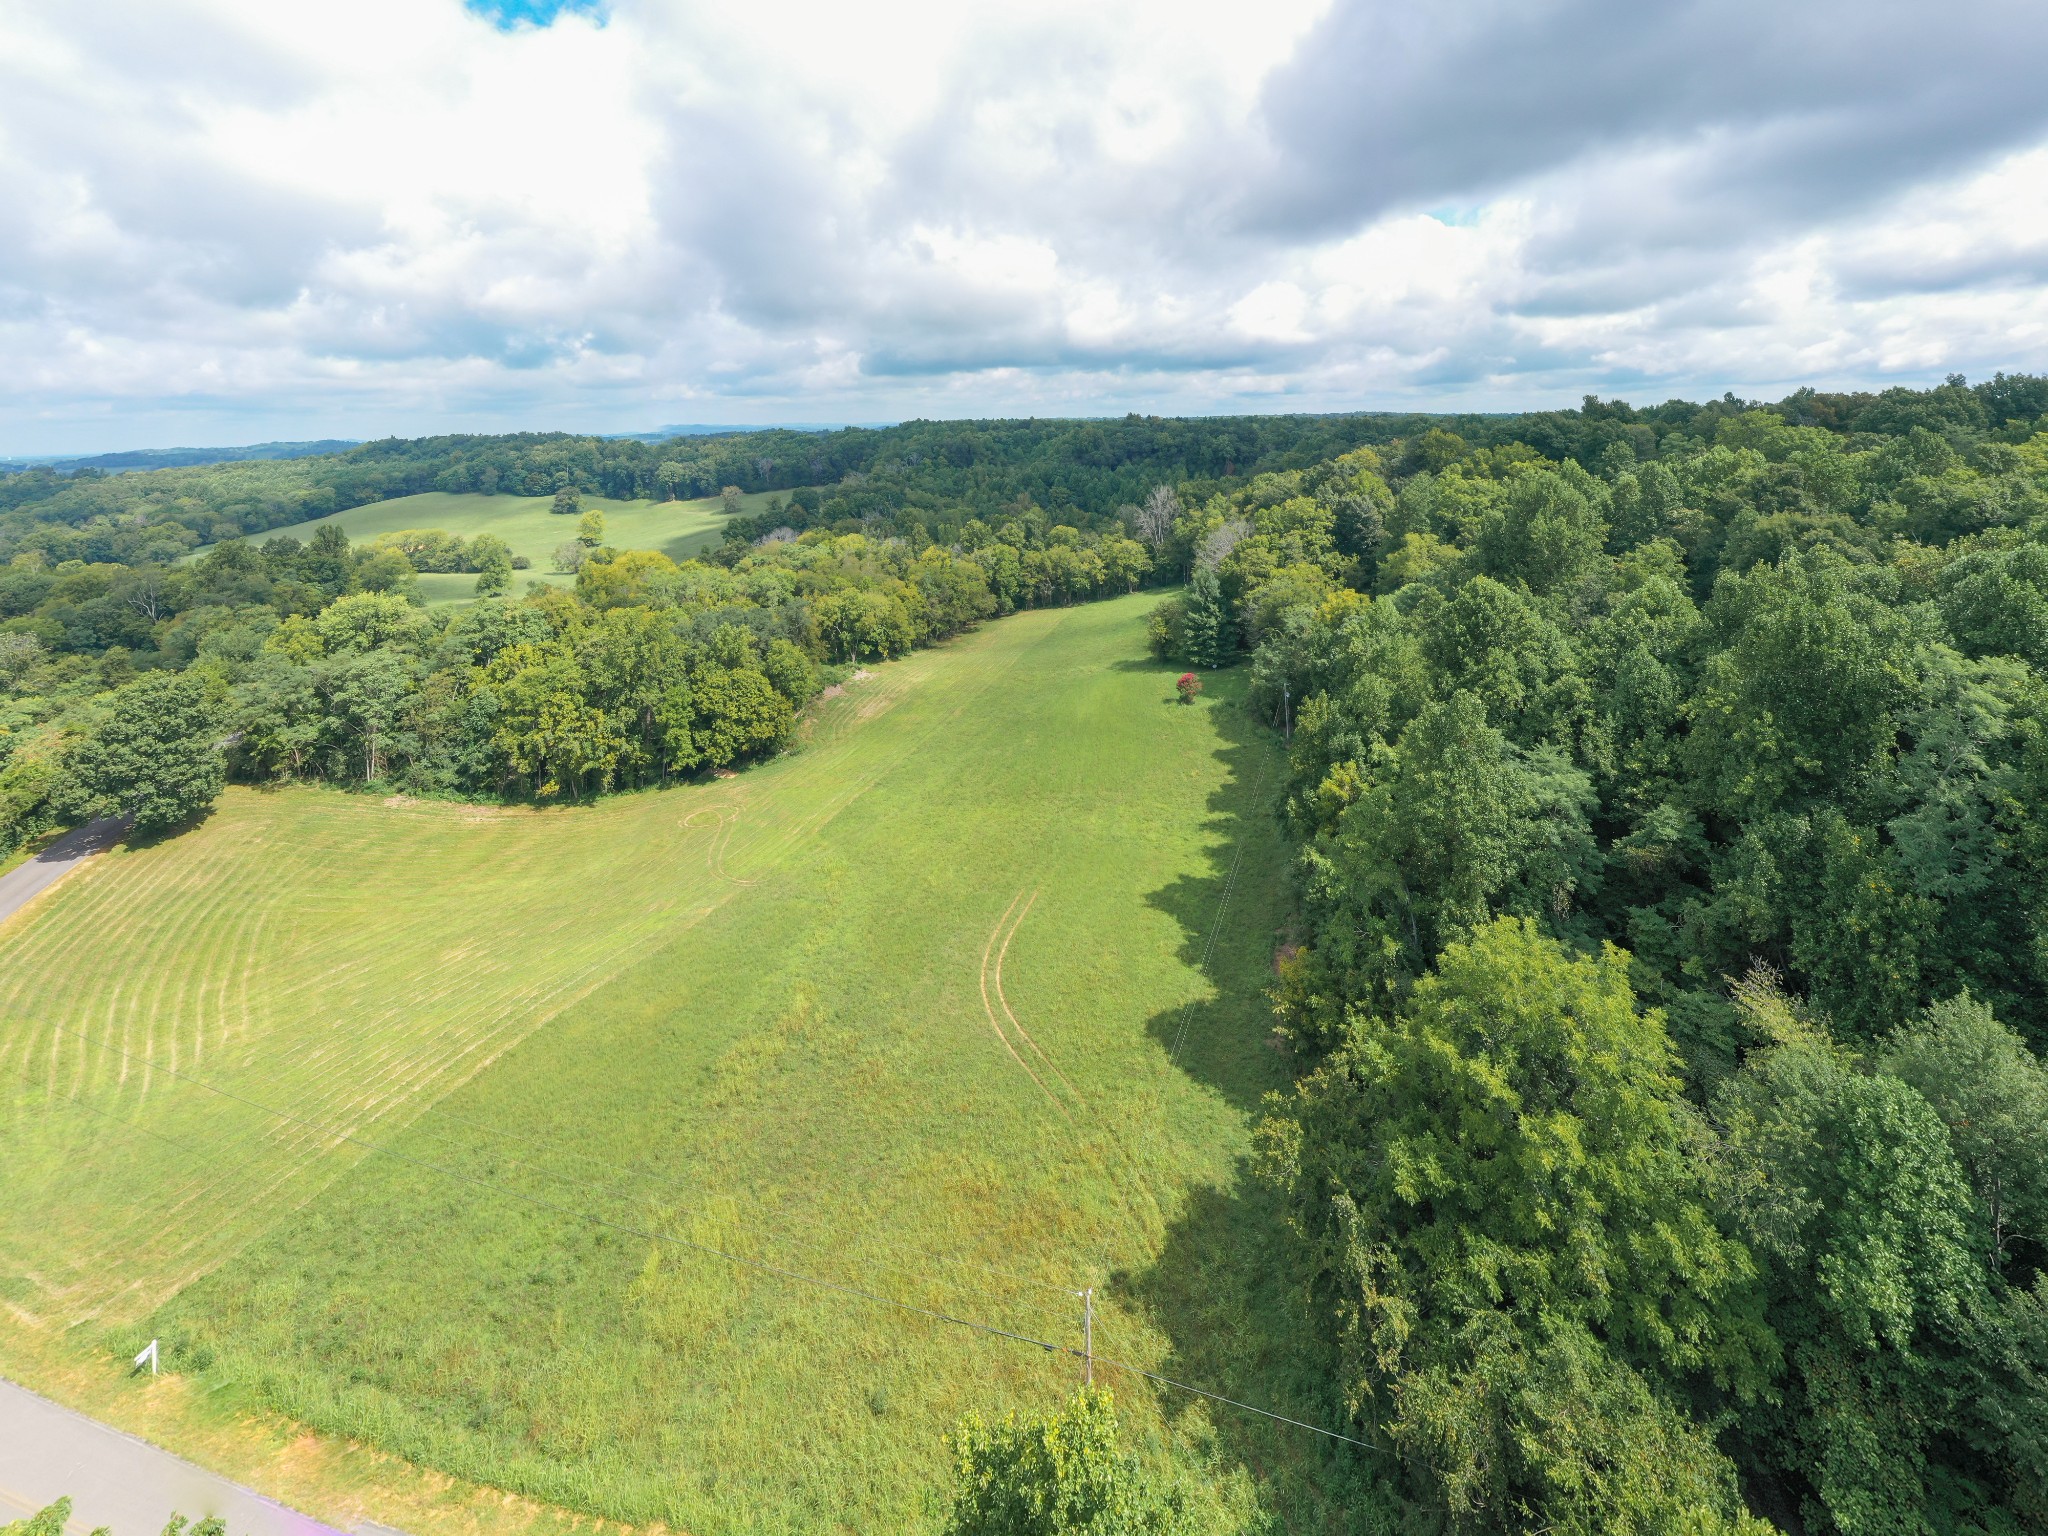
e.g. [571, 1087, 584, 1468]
[0, 819, 127, 931]
[0, 1374, 353, 1536]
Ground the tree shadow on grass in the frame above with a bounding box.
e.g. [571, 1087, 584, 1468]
[109, 810, 200, 852]
[1119, 1185, 1386, 1535]
[1120, 687, 1396, 1532]
[1141, 687, 1287, 1117]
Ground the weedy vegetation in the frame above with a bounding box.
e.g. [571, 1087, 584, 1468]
[0, 596, 1347, 1534]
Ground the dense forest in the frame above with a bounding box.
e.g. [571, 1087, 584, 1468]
[0, 412, 1458, 565]
[1135, 376, 2048, 1535]
[10, 377, 2048, 1534]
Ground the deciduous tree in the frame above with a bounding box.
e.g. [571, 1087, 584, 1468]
[62, 670, 225, 834]
[1261, 918, 1768, 1536]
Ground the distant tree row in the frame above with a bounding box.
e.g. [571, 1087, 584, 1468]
[10, 375, 2038, 566]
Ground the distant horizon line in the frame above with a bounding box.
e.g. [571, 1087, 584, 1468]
[0, 424, 891, 469]
[14, 372, 2025, 467]
[2, 408, 1505, 468]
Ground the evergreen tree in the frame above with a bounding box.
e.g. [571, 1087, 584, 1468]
[1179, 566, 1233, 668]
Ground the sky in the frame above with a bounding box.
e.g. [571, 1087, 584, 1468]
[4, 0, 2048, 453]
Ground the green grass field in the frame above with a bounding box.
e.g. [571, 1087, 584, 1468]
[0, 597, 1361, 1534]
[232, 488, 786, 601]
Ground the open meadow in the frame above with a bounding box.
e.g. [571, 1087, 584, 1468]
[233, 488, 787, 601]
[0, 596, 1360, 1535]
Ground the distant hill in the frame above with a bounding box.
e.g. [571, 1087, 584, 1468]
[605, 422, 894, 442]
[0, 439, 359, 474]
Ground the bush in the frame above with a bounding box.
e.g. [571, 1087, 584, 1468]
[942, 1389, 1190, 1536]
[1145, 597, 1184, 660]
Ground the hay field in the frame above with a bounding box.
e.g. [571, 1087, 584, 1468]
[0, 596, 1354, 1534]
[228, 488, 786, 601]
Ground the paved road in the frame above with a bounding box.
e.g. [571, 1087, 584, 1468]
[0, 818, 128, 929]
[0, 1376, 352, 1536]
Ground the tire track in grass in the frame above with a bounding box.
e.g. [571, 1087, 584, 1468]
[78, 837, 283, 1094]
[137, 837, 253, 1089]
[0, 837, 192, 1089]
[196, 836, 286, 1069]
[94, 886, 758, 1315]
[988, 888, 1175, 1272]
[976, 891, 1071, 1121]
[0, 819, 523, 1306]
[714, 813, 756, 885]
[685, 800, 757, 887]
[990, 890, 1086, 1108]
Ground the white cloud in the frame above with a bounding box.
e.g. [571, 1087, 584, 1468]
[1, 0, 2047, 452]
[1230, 282, 1310, 343]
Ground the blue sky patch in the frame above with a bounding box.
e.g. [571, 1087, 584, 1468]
[465, 0, 602, 30]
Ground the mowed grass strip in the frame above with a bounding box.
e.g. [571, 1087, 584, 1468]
[0, 597, 1347, 1535]
[213, 488, 786, 601]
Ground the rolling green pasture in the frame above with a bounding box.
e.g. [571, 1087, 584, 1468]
[0, 597, 1357, 1534]
[228, 488, 786, 601]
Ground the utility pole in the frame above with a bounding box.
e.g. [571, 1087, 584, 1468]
[1081, 1287, 1094, 1386]
[1282, 681, 1291, 742]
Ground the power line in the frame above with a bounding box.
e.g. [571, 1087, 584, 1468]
[24, 1018, 1385, 1457]
[1089, 1355, 1383, 1453]
[5, 1063, 195, 1159]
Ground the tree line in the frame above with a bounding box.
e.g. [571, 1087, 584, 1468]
[1138, 384, 2048, 1533]
[16, 377, 2039, 572]
[0, 508, 1155, 845]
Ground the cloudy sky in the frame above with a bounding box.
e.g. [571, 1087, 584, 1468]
[4, 0, 2048, 452]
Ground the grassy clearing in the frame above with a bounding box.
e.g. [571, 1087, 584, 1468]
[0, 596, 1363, 1534]
[222, 489, 787, 602]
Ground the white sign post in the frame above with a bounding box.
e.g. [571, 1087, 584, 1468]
[133, 1339, 158, 1375]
